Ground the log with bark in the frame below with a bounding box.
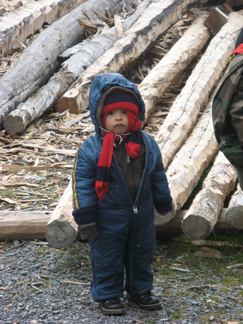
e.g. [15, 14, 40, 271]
[0, 210, 51, 241]
[0, 0, 124, 130]
[139, 15, 211, 122]
[56, 0, 199, 114]
[0, 0, 87, 56]
[225, 185, 243, 229]
[3, 0, 152, 135]
[182, 152, 237, 240]
[155, 11, 243, 168]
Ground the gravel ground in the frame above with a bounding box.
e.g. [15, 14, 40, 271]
[0, 237, 243, 324]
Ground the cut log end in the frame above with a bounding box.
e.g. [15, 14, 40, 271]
[56, 89, 80, 114]
[225, 206, 243, 229]
[4, 113, 28, 134]
[182, 214, 212, 240]
[46, 218, 77, 249]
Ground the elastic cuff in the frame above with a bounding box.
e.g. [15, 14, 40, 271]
[155, 201, 173, 214]
[72, 207, 97, 225]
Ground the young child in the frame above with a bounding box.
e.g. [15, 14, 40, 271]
[72, 73, 173, 315]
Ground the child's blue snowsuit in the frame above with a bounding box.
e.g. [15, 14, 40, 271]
[72, 73, 172, 301]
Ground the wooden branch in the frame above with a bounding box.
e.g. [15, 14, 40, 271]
[45, 180, 78, 249]
[225, 184, 243, 229]
[0, 0, 124, 130]
[155, 12, 243, 168]
[3, 0, 152, 134]
[0, 0, 87, 56]
[140, 15, 210, 122]
[0, 210, 51, 240]
[57, 0, 198, 114]
[182, 152, 237, 240]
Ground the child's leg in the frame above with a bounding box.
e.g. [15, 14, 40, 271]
[89, 230, 127, 302]
[124, 225, 155, 297]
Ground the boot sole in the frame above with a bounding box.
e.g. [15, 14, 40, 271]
[128, 295, 162, 310]
[99, 303, 125, 315]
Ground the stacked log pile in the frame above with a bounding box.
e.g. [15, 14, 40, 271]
[1, 0, 243, 246]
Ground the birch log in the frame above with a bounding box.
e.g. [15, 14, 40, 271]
[155, 12, 243, 168]
[155, 105, 219, 226]
[0, 0, 87, 56]
[0, 0, 124, 130]
[4, 0, 152, 135]
[182, 152, 237, 240]
[45, 180, 78, 249]
[57, 0, 198, 114]
[225, 185, 243, 229]
[139, 15, 210, 122]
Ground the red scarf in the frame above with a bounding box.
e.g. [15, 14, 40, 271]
[95, 100, 141, 202]
[230, 44, 243, 57]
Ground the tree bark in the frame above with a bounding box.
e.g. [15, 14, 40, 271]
[182, 152, 237, 240]
[225, 185, 243, 229]
[0, 0, 87, 56]
[56, 0, 199, 114]
[155, 12, 243, 168]
[140, 15, 210, 122]
[4, 0, 152, 135]
[0, 0, 124, 130]
[45, 180, 78, 249]
[0, 210, 51, 241]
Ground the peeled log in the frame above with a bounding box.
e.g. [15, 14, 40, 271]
[182, 152, 237, 240]
[0, 210, 51, 241]
[0, 0, 123, 130]
[155, 12, 243, 168]
[225, 185, 243, 229]
[139, 15, 210, 122]
[159, 105, 219, 225]
[156, 209, 237, 238]
[57, 0, 198, 114]
[4, 0, 151, 135]
[0, 0, 87, 56]
[45, 180, 78, 248]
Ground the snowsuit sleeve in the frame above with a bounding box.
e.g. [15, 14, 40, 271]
[145, 134, 173, 214]
[72, 136, 99, 224]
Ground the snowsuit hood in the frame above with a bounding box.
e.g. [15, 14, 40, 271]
[89, 73, 145, 134]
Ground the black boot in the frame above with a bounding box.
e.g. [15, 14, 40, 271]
[99, 298, 125, 315]
[128, 292, 161, 310]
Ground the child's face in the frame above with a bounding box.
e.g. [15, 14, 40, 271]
[105, 109, 129, 134]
